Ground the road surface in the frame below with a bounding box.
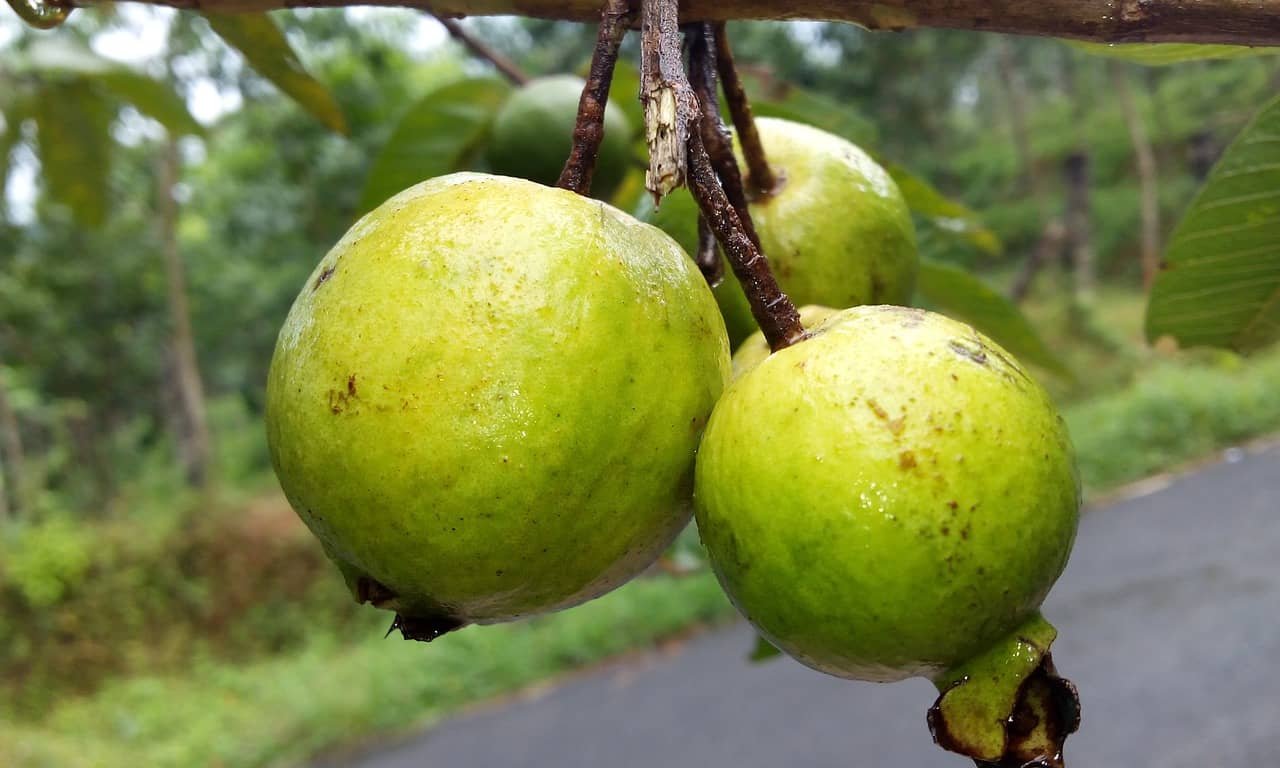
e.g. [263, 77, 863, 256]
[336, 443, 1280, 768]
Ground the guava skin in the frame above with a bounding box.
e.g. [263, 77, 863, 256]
[267, 173, 730, 630]
[694, 306, 1079, 682]
[486, 75, 634, 200]
[642, 118, 918, 346]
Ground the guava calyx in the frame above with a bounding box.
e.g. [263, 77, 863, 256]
[354, 576, 468, 642]
[927, 614, 1081, 767]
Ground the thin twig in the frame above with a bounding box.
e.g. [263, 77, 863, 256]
[428, 11, 530, 85]
[557, 0, 634, 195]
[714, 22, 779, 198]
[687, 23, 761, 251]
[638, 0, 802, 349]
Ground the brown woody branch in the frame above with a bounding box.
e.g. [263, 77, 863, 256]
[713, 23, 779, 198]
[557, 0, 633, 195]
[110, 1, 1280, 47]
[641, 0, 803, 350]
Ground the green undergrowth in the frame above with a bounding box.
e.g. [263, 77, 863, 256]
[0, 572, 733, 768]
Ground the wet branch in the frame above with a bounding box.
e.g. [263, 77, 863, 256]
[427, 11, 530, 85]
[713, 23, 779, 198]
[639, 0, 697, 200]
[557, 0, 634, 195]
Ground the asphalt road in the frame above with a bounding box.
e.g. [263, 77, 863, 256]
[335, 443, 1280, 768]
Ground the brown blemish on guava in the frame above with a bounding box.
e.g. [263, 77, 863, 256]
[886, 416, 906, 435]
[313, 265, 336, 290]
[898, 451, 917, 470]
[347, 374, 358, 397]
[867, 399, 889, 420]
[948, 340, 988, 366]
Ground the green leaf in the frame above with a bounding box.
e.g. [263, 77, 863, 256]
[35, 81, 112, 228]
[886, 163, 1002, 257]
[204, 13, 348, 135]
[359, 77, 510, 213]
[916, 259, 1071, 378]
[1069, 41, 1280, 66]
[1146, 95, 1280, 353]
[18, 37, 200, 136]
[97, 72, 202, 136]
[748, 634, 782, 663]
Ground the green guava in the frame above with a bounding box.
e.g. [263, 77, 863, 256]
[694, 305, 1079, 683]
[641, 118, 919, 346]
[486, 75, 634, 200]
[266, 173, 730, 639]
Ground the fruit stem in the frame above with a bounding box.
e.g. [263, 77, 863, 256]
[640, 0, 803, 351]
[556, 0, 635, 196]
[686, 130, 804, 351]
[714, 22, 781, 199]
[427, 12, 530, 86]
[694, 215, 724, 286]
[686, 23, 764, 255]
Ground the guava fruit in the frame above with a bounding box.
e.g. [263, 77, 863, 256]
[641, 118, 918, 346]
[694, 305, 1081, 762]
[487, 75, 634, 200]
[266, 173, 730, 639]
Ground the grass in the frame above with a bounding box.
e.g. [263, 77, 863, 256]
[7, 288, 1280, 768]
[0, 572, 733, 768]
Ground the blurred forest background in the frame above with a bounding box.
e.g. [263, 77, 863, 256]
[3, 8, 1280, 767]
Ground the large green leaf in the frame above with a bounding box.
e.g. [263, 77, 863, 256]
[1070, 41, 1280, 66]
[97, 72, 201, 136]
[916, 259, 1071, 378]
[886, 163, 1002, 257]
[1146, 95, 1280, 353]
[204, 13, 348, 135]
[18, 37, 200, 136]
[359, 77, 511, 212]
[35, 81, 112, 228]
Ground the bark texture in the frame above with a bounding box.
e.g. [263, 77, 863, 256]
[124, 0, 1280, 45]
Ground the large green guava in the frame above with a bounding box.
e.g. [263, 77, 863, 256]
[266, 173, 730, 639]
[487, 75, 634, 200]
[641, 118, 919, 346]
[695, 305, 1079, 683]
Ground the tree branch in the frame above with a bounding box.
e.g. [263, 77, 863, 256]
[557, 0, 632, 195]
[428, 11, 530, 85]
[714, 22, 779, 198]
[115, 0, 1280, 47]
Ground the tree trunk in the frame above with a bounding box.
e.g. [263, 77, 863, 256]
[0, 374, 27, 519]
[995, 35, 1060, 302]
[1063, 151, 1096, 305]
[1112, 61, 1162, 289]
[994, 37, 1043, 203]
[158, 138, 212, 489]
